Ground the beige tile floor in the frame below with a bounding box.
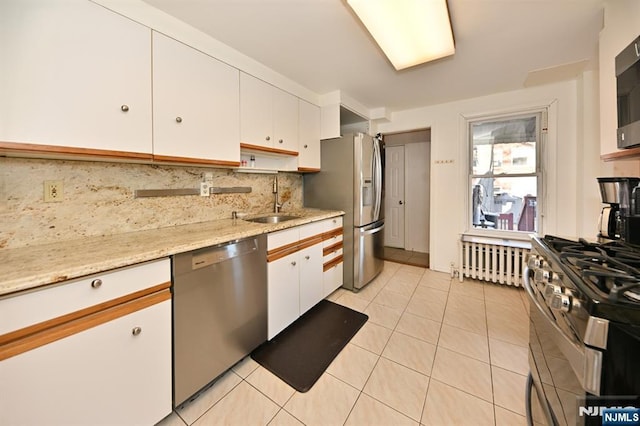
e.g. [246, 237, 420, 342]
[382, 247, 429, 268]
[157, 261, 531, 426]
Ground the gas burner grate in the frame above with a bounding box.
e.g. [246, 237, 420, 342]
[544, 236, 640, 303]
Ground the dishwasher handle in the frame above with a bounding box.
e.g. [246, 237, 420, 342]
[188, 238, 259, 271]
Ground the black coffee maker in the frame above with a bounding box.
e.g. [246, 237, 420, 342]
[597, 177, 640, 244]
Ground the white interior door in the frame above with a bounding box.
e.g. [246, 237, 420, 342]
[385, 145, 405, 248]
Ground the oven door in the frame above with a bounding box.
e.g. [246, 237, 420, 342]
[524, 264, 590, 426]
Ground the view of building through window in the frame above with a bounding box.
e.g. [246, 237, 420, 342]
[469, 113, 541, 232]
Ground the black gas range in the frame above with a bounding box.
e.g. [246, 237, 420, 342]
[525, 235, 640, 426]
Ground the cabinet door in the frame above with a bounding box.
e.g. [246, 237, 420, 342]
[272, 87, 299, 152]
[152, 32, 239, 164]
[0, 0, 152, 154]
[267, 253, 300, 339]
[299, 244, 323, 314]
[240, 73, 273, 148]
[298, 100, 321, 169]
[0, 300, 172, 426]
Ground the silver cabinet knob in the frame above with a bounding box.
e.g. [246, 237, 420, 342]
[175, 116, 183, 123]
[91, 279, 102, 289]
[304, 144, 308, 148]
[305, 255, 310, 260]
[132, 326, 142, 336]
[265, 136, 271, 141]
[278, 139, 283, 144]
[399, 200, 403, 205]
[121, 105, 129, 112]
[291, 261, 297, 266]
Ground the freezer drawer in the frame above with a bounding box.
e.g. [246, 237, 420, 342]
[353, 220, 384, 290]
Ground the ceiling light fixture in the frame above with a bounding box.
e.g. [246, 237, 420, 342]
[347, 0, 455, 71]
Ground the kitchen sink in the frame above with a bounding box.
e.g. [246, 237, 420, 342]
[243, 214, 300, 224]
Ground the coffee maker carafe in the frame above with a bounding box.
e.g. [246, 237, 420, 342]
[597, 177, 640, 244]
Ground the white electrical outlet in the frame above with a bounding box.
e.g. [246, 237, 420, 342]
[44, 180, 63, 202]
[200, 182, 210, 196]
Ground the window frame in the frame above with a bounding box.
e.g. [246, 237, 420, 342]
[466, 109, 546, 239]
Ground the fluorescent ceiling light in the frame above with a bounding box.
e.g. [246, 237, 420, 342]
[347, 0, 455, 70]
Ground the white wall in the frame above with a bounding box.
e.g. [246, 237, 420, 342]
[377, 77, 601, 273]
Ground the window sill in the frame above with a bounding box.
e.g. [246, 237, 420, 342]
[461, 230, 533, 249]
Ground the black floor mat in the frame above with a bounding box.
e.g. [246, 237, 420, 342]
[251, 299, 368, 393]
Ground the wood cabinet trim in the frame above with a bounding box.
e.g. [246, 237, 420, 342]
[297, 167, 320, 173]
[0, 282, 170, 347]
[267, 234, 323, 262]
[0, 141, 153, 161]
[322, 227, 343, 241]
[601, 147, 640, 161]
[323, 255, 344, 271]
[323, 241, 343, 257]
[152, 154, 240, 167]
[240, 143, 299, 157]
[0, 289, 171, 362]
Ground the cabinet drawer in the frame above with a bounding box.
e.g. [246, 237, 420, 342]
[298, 220, 325, 240]
[267, 227, 299, 250]
[323, 261, 343, 297]
[0, 258, 170, 336]
[324, 216, 343, 232]
[323, 231, 343, 248]
[323, 241, 343, 259]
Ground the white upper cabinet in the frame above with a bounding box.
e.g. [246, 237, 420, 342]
[0, 0, 152, 155]
[152, 32, 240, 165]
[298, 100, 321, 170]
[240, 73, 298, 152]
[272, 87, 299, 152]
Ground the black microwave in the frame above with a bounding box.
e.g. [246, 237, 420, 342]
[616, 35, 640, 149]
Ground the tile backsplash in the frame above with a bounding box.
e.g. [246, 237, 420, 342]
[1, 157, 303, 249]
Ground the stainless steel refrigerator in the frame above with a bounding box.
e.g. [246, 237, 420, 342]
[304, 133, 384, 291]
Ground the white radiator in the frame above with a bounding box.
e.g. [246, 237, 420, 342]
[458, 237, 531, 287]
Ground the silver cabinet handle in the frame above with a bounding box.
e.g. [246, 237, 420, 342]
[91, 279, 102, 289]
[132, 327, 142, 336]
[121, 105, 129, 112]
[175, 116, 183, 123]
[291, 261, 297, 266]
[265, 136, 271, 141]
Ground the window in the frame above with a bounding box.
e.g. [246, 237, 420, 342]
[469, 111, 543, 233]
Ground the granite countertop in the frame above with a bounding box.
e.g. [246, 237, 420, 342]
[0, 208, 343, 297]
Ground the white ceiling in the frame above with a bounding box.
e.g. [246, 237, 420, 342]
[141, 0, 605, 113]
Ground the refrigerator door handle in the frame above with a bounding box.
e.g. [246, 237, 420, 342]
[372, 138, 382, 221]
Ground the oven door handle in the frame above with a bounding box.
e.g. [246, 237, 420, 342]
[523, 265, 602, 395]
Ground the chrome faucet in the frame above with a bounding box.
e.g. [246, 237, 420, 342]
[273, 175, 282, 213]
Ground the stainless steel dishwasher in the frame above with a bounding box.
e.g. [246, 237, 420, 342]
[172, 234, 267, 407]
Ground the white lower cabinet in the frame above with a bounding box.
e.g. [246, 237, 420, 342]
[0, 300, 171, 426]
[267, 222, 325, 339]
[299, 243, 324, 314]
[0, 259, 172, 426]
[267, 251, 301, 340]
